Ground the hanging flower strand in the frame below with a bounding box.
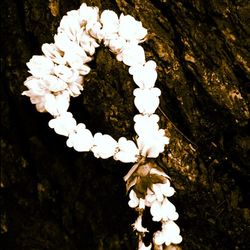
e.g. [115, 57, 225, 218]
[22, 3, 182, 249]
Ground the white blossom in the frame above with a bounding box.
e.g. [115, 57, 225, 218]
[43, 91, 70, 116]
[63, 52, 91, 74]
[67, 76, 84, 97]
[79, 30, 100, 55]
[79, 3, 99, 31]
[43, 75, 68, 92]
[48, 112, 77, 136]
[161, 198, 179, 221]
[23, 76, 48, 96]
[134, 114, 160, 136]
[114, 137, 139, 163]
[41, 43, 66, 65]
[128, 189, 139, 208]
[137, 129, 169, 158]
[100, 10, 119, 37]
[91, 133, 118, 159]
[53, 64, 78, 83]
[57, 11, 81, 42]
[26, 55, 54, 78]
[133, 214, 148, 233]
[158, 182, 175, 197]
[108, 36, 127, 53]
[66, 123, 94, 152]
[119, 44, 145, 66]
[130, 60, 157, 89]
[89, 22, 103, 40]
[119, 13, 147, 42]
[150, 197, 179, 222]
[133, 88, 161, 114]
[154, 221, 182, 246]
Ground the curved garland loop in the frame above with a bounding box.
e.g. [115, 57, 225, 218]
[22, 3, 182, 249]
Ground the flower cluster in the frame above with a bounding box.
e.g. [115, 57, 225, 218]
[22, 3, 182, 249]
[22, 3, 169, 163]
[127, 162, 182, 249]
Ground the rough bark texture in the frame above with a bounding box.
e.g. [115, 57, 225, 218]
[1, 0, 249, 249]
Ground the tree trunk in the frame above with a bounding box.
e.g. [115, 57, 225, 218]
[1, 0, 249, 249]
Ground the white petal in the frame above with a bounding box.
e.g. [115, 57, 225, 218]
[42, 43, 65, 65]
[134, 89, 160, 114]
[91, 134, 118, 159]
[133, 62, 157, 89]
[122, 44, 145, 67]
[69, 125, 94, 152]
[44, 94, 58, 116]
[54, 64, 79, 83]
[153, 231, 165, 246]
[43, 75, 68, 92]
[27, 55, 54, 77]
[114, 151, 138, 163]
[152, 184, 164, 202]
[55, 92, 70, 114]
[150, 200, 162, 221]
[160, 183, 175, 197]
[128, 189, 139, 208]
[119, 14, 147, 41]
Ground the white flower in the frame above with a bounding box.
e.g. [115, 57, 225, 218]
[129, 60, 157, 89]
[137, 129, 169, 158]
[23, 76, 48, 96]
[153, 231, 165, 245]
[133, 214, 148, 233]
[79, 31, 100, 56]
[150, 200, 162, 221]
[22, 88, 47, 113]
[100, 10, 119, 37]
[44, 91, 70, 116]
[158, 182, 175, 197]
[57, 10, 81, 42]
[145, 181, 174, 207]
[161, 198, 179, 221]
[26, 55, 54, 78]
[114, 137, 139, 163]
[41, 43, 66, 65]
[149, 196, 178, 222]
[48, 112, 77, 136]
[43, 75, 68, 92]
[108, 36, 126, 53]
[154, 221, 182, 246]
[133, 88, 161, 114]
[152, 183, 164, 202]
[54, 33, 90, 61]
[43, 93, 58, 116]
[79, 3, 99, 31]
[67, 76, 84, 97]
[63, 52, 91, 74]
[66, 123, 94, 152]
[119, 13, 147, 42]
[91, 133, 118, 159]
[134, 114, 159, 136]
[89, 22, 103, 40]
[128, 189, 139, 208]
[119, 44, 145, 66]
[145, 188, 157, 205]
[54, 64, 79, 83]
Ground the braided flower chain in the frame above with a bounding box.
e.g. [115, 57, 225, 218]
[22, 3, 182, 249]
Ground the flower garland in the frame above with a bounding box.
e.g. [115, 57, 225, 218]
[22, 3, 182, 249]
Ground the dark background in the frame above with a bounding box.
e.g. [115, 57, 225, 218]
[1, 0, 249, 249]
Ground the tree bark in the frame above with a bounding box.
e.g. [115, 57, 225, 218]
[1, 0, 249, 249]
